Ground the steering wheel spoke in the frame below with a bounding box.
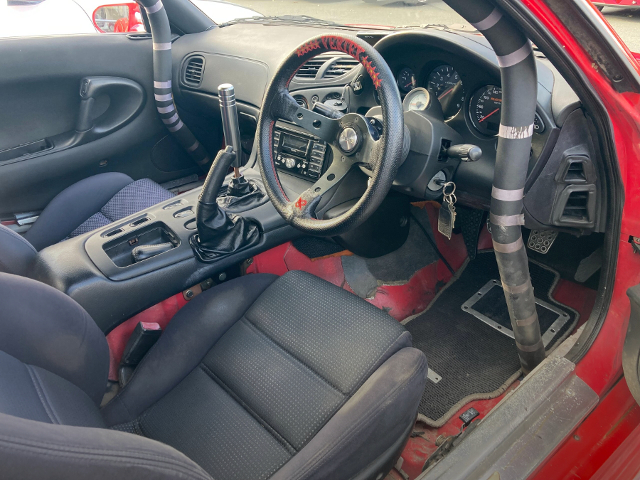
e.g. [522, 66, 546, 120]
[274, 92, 342, 144]
[289, 148, 357, 219]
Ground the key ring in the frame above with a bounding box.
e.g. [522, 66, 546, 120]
[445, 193, 457, 205]
[442, 181, 456, 197]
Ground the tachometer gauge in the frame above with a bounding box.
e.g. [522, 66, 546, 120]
[470, 85, 502, 136]
[427, 64, 465, 119]
[403, 88, 431, 112]
[397, 67, 417, 93]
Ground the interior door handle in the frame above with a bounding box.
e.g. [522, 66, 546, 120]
[0, 77, 146, 165]
[75, 76, 145, 135]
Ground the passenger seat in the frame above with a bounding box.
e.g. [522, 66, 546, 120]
[0, 173, 173, 276]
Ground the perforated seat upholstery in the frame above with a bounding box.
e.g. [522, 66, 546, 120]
[0, 270, 427, 480]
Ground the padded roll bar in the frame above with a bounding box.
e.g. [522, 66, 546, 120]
[138, 0, 211, 168]
[444, 0, 545, 373]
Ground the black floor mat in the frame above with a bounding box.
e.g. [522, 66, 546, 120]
[342, 207, 439, 298]
[404, 251, 578, 426]
[292, 236, 345, 259]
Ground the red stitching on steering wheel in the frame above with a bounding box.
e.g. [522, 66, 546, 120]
[295, 36, 382, 88]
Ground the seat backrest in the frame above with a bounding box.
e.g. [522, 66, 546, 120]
[0, 224, 37, 276]
[0, 273, 109, 406]
[0, 272, 213, 480]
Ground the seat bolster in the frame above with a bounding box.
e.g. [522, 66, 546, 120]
[102, 273, 278, 426]
[271, 347, 428, 480]
[0, 224, 37, 276]
[0, 413, 212, 480]
[0, 273, 109, 405]
[24, 172, 133, 250]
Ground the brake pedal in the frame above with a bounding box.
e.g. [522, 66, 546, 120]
[527, 229, 558, 254]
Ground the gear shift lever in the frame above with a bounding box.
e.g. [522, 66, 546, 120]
[189, 146, 260, 262]
[218, 84, 252, 196]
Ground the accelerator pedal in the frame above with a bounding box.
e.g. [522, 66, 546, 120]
[527, 229, 558, 254]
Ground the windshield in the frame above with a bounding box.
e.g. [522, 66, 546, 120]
[205, 0, 468, 28]
[190, 0, 640, 55]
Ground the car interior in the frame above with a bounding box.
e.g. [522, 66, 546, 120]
[0, 0, 613, 478]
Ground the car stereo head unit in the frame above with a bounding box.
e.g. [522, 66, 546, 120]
[272, 127, 328, 181]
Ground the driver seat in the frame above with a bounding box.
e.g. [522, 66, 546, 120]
[0, 270, 427, 480]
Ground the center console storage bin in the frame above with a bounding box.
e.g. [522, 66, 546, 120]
[103, 222, 179, 268]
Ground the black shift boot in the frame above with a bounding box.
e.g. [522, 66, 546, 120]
[190, 147, 260, 262]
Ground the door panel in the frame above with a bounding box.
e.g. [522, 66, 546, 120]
[0, 34, 200, 218]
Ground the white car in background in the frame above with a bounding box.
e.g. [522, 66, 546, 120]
[0, 0, 97, 37]
[1, 0, 261, 38]
[192, 0, 261, 24]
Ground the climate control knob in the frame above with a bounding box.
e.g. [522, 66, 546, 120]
[285, 157, 296, 169]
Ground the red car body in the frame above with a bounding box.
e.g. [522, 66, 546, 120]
[518, 0, 640, 478]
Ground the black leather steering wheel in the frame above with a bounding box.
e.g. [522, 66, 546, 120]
[257, 35, 404, 236]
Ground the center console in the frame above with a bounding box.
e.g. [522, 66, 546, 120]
[272, 126, 330, 180]
[30, 170, 299, 333]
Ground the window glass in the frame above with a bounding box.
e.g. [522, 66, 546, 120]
[1, 0, 146, 38]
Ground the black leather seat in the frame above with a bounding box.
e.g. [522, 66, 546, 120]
[0, 172, 173, 276]
[0, 270, 428, 480]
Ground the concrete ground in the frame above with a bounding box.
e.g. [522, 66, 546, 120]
[228, 0, 640, 53]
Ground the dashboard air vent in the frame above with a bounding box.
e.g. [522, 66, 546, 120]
[295, 57, 326, 79]
[324, 55, 360, 78]
[295, 53, 360, 80]
[183, 56, 205, 87]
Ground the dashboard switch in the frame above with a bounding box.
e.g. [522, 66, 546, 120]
[446, 144, 482, 162]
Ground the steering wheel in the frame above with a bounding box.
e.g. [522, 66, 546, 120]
[257, 35, 404, 236]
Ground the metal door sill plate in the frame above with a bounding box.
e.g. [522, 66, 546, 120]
[461, 280, 570, 347]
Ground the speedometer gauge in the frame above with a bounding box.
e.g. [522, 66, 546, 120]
[470, 85, 502, 136]
[427, 64, 465, 119]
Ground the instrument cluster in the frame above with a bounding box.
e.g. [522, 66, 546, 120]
[394, 64, 545, 138]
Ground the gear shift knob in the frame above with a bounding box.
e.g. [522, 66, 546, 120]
[218, 83, 242, 169]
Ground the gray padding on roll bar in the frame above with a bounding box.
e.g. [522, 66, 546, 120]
[497, 42, 533, 68]
[470, 8, 502, 31]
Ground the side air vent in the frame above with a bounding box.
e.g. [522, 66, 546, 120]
[564, 161, 586, 182]
[553, 184, 596, 228]
[324, 55, 360, 78]
[183, 56, 205, 87]
[295, 53, 360, 80]
[561, 190, 590, 220]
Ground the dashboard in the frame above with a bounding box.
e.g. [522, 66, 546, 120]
[276, 29, 566, 206]
[172, 23, 602, 233]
